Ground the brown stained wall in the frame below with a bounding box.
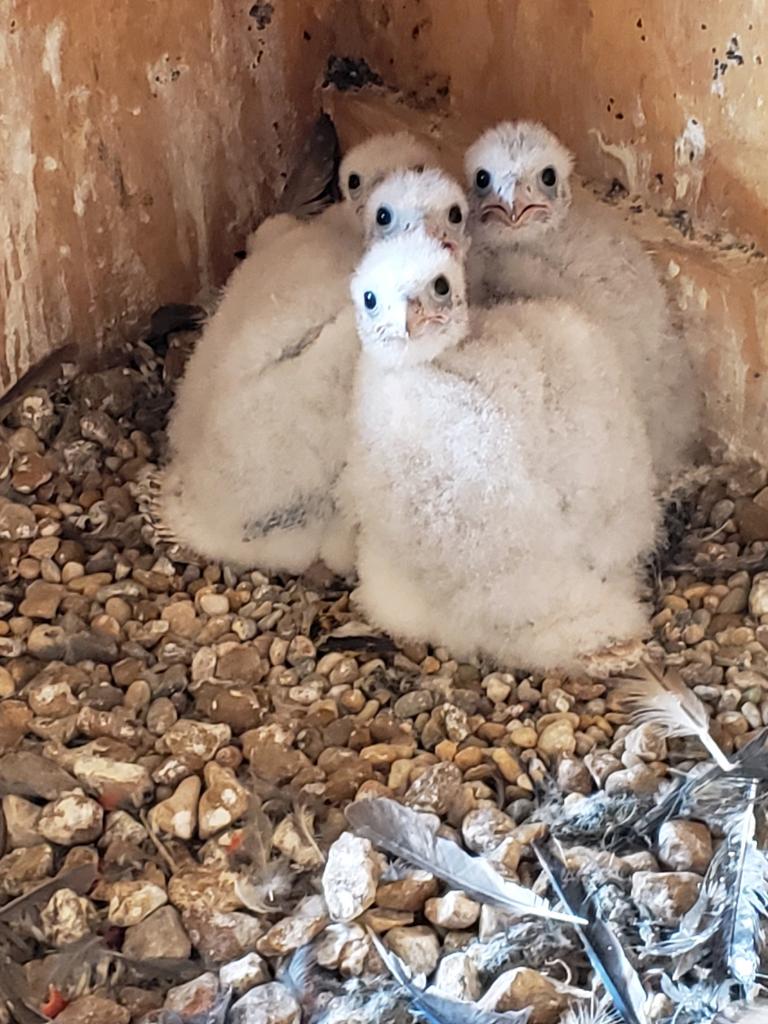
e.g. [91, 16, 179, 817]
[0, 0, 337, 390]
[352, 0, 768, 251]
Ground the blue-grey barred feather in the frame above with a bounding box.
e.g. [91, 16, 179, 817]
[641, 839, 729, 974]
[533, 845, 649, 1024]
[710, 783, 768, 991]
[345, 798, 583, 925]
[644, 779, 768, 994]
[368, 928, 531, 1024]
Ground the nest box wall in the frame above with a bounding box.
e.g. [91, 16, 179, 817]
[0, 0, 337, 391]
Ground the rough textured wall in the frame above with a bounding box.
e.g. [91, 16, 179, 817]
[353, 0, 768, 251]
[0, 0, 336, 390]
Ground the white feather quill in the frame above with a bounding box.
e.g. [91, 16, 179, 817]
[614, 660, 733, 772]
[235, 858, 295, 913]
[368, 927, 531, 1024]
[346, 798, 584, 925]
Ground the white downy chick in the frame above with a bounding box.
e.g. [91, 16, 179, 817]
[465, 120, 699, 487]
[363, 166, 469, 254]
[155, 132, 439, 575]
[344, 229, 658, 672]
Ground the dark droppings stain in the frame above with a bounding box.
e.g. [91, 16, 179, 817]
[96, 140, 130, 210]
[243, 492, 335, 540]
[244, 503, 309, 537]
[249, 2, 274, 30]
[726, 35, 745, 64]
[324, 55, 384, 91]
[713, 34, 745, 82]
[671, 209, 694, 239]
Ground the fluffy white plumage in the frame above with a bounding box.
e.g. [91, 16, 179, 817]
[343, 229, 658, 671]
[465, 119, 699, 486]
[363, 167, 469, 254]
[157, 131, 438, 573]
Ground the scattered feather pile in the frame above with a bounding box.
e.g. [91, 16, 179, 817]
[638, 729, 768, 835]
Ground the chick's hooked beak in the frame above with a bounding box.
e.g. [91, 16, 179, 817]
[480, 190, 550, 228]
[405, 298, 448, 338]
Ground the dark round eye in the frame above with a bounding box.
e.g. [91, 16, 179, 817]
[448, 204, 463, 224]
[348, 172, 361, 191]
[414, 164, 425, 173]
[541, 166, 557, 187]
[376, 206, 393, 226]
[363, 291, 377, 310]
[475, 169, 491, 191]
[433, 275, 450, 296]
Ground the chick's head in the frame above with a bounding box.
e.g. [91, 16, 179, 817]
[364, 167, 470, 255]
[351, 228, 468, 368]
[465, 120, 574, 245]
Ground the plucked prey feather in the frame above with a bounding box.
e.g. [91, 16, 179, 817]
[346, 798, 582, 924]
[638, 728, 768, 834]
[533, 845, 649, 1024]
[368, 928, 531, 1024]
[559, 997, 620, 1024]
[0, 863, 98, 921]
[615, 660, 732, 772]
[711, 782, 768, 990]
[723, 1001, 768, 1023]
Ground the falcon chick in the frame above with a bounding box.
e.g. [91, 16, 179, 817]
[465, 120, 699, 487]
[155, 131, 439, 575]
[342, 228, 658, 672]
[363, 166, 469, 254]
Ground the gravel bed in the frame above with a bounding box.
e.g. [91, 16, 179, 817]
[0, 326, 766, 1023]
